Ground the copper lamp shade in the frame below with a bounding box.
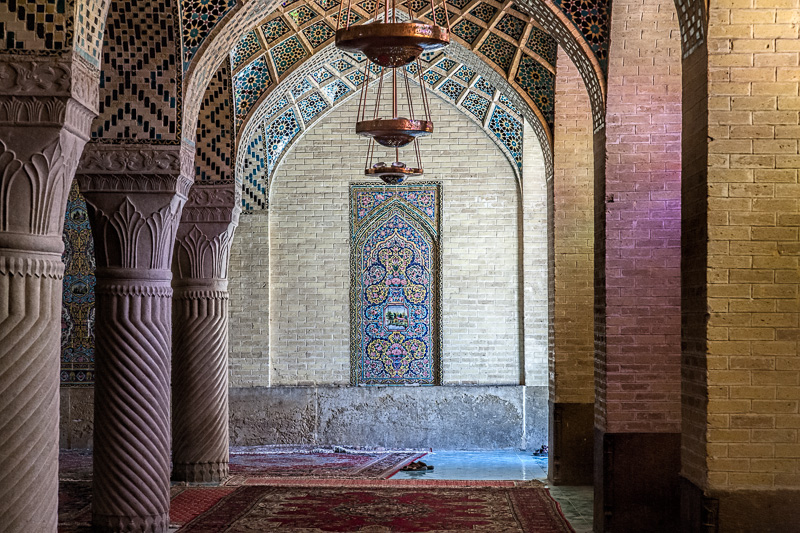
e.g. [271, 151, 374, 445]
[336, 22, 449, 67]
[356, 118, 433, 147]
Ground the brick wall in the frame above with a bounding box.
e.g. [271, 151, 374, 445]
[552, 47, 596, 404]
[228, 91, 550, 386]
[523, 121, 549, 387]
[229, 211, 271, 387]
[690, 0, 800, 490]
[599, 0, 683, 433]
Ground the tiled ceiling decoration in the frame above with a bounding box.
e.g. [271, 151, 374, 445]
[180, 0, 238, 69]
[229, 0, 560, 135]
[236, 46, 529, 211]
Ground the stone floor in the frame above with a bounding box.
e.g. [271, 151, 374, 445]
[392, 450, 593, 533]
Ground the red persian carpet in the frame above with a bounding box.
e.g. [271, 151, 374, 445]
[226, 446, 427, 485]
[175, 483, 575, 532]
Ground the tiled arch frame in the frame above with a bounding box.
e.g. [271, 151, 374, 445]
[229, 0, 557, 137]
[235, 43, 538, 211]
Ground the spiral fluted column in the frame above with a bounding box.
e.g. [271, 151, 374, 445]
[172, 283, 231, 482]
[0, 53, 96, 532]
[171, 181, 239, 483]
[77, 143, 193, 532]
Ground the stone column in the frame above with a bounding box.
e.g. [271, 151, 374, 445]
[171, 181, 239, 483]
[76, 144, 193, 532]
[0, 55, 96, 532]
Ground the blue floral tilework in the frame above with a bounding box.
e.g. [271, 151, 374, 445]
[298, 91, 329, 122]
[270, 36, 309, 77]
[265, 109, 301, 175]
[231, 30, 263, 72]
[488, 107, 523, 169]
[234, 55, 273, 127]
[461, 91, 491, 121]
[321, 80, 352, 102]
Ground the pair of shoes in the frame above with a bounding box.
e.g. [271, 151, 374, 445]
[401, 461, 434, 471]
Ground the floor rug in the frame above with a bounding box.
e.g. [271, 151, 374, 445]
[226, 448, 427, 485]
[177, 483, 575, 532]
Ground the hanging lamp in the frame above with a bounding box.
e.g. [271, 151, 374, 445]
[356, 60, 433, 184]
[335, 0, 450, 68]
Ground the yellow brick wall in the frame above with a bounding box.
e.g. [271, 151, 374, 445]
[703, 0, 800, 489]
[551, 47, 596, 404]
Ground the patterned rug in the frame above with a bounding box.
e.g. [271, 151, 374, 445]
[176, 483, 575, 532]
[226, 446, 427, 485]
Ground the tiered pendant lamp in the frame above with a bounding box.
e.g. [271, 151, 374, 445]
[335, 0, 450, 183]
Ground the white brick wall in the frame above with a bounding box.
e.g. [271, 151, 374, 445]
[229, 211, 271, 387]
[229, 90, 549, 387]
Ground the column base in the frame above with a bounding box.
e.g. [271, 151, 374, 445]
[548, 402, 594, 485]
[91, 512, 169, 533]
[171, 461, 229, 484]
[681, 477, 800, 533]
[594, 429, 681, 532]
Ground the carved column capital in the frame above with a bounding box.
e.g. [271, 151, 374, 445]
[0, 53, 99, 136]
[173, 180, 240, 283]
[76, 143, 195, 274]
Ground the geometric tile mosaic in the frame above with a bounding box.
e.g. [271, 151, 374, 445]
[181, 0, 238, 69]
[271, 35, 309, 77]
[61, 181, 96, 386]
[461, 91, 491, 121]
[439, 79, 466, 102]
[262, 16, 291, 45]
[315, 0, 342, 10]
[321, 79, 352, 102]
[303, 20, 336, 49]
[0, 0, 68, 52]
[291, 78, 314, 99]
[288, 5, 319, 26]
[478, 33, 516, 74]
[551, 0, 610, 72]
[499, 93, 519, 114]
[495, 13, 526, 41]
[265, 109, 301, 176]
[514, 53, 555, 126]
[241, 127, 268, 210]
[94, 0, 181, 141]
[454, 65, 475, 84]
[422, 69, 443, 86]
[451, 19, 482, 44]
[229, 0, 566, 197]
[346, 70, 367, 86]
[473, 76, 496, 98]
[231, 30, 264, 71]
[311, 67, 333, 84]
[488, 106, 522, 169]
[234, 55, 273, 129]
[196, 60, 235, 181]
[435, 58, 457, 72]
[526, 25, 558, 66]
[469, 3, 498, 23]
[75, 0, 107, 67]
[297, 91, 329, 122]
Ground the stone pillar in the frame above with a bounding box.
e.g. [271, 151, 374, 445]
[171, 181, 239, 483]
[76, 144, 192, 532]
[0, 55, 96, 532]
